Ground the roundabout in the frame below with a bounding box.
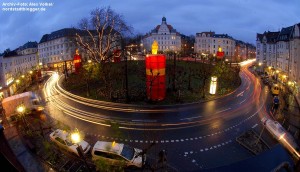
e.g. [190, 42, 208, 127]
[41, 60, 282, 171]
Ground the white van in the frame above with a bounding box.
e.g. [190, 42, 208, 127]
[91, 141, 145, 168]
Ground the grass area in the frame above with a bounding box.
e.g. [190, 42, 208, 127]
[62, 59, 241, 105]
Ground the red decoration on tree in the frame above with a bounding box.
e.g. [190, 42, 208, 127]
[113, 49, 121, 62]
[73, 49, 82, 74]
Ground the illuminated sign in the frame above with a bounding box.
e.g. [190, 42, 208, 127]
[6, 77, 14, 86]
[209, 76, 217, 94]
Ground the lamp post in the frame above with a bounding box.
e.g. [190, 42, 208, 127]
[16, 104, 28, 129]
[71, 129, 90, 172]
[276, 70, 279, 82]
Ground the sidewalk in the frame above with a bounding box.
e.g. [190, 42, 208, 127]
[1, 78, 54, 172]
[274, 81, 300, 145]
[3, 123, 54, 172]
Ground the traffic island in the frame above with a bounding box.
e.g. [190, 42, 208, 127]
[236, 129, 270, 155]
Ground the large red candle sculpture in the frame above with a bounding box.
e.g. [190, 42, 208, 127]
[73, 49, 82, 74]
[145, 40, 166, 101]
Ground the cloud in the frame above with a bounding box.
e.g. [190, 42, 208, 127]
[0, 0, 299, 52]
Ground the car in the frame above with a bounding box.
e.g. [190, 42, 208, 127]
[49, 129, 91, 156]
[271, 84, 280, 96]
[91, 141, 145, 168]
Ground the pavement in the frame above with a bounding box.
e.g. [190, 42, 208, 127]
[2, 122, 54, 172]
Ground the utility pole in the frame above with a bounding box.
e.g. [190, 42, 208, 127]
[256, 123, 266, 145]
[121, 37, 129, 102]
[173, 52, 176, 91]
[125, 53, 129, 102]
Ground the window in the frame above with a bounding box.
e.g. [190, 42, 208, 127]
[55, 137, 66, 145]
[94, 151, 124, 160]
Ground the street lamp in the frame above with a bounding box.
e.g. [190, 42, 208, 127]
[258, 63, 262, 73]
[70, 129, 90, 172]
[16, 104, 28, 128]
[17, 105, 25, 114]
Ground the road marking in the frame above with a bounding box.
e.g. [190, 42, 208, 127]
[180, 116, 202, 121]
[236, 91, 244, 97]
[216, 108, 231, 114]
[239, 99, 246, 104]
[85, 105, 263, 145]
[131, 119, 157, 123]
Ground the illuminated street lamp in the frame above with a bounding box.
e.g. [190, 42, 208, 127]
[16, 104, 28, 128]
[17, 105, 25, 114]
[209, 76, 217, 95]
[71, 129, 90, 172]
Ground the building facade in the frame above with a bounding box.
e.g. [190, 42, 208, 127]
[142, 17, 182, 53]
[0, 42, 39, 98]
[194, 32, 236, 61]
[38, 28, 86, 72]
[256, 23, 300, 92]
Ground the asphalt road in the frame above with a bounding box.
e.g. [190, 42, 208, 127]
[42, 64, 278, 171]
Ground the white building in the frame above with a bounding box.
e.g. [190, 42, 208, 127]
[38, 28, 86, 71]
[290, 24, 300, 85]
[256, 23, 300, 92]
[0, 42, 38, 98]
[194, 32, 235, 60]
[142, 17, 182, 53]
[256, 31, 279, 67]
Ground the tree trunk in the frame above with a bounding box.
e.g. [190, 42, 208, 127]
[172, 53, 176, 91]
[86, 81, 90, 97]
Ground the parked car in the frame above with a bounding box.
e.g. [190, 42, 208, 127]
[91, 141, 145, 168]
[49, 129, 91, 156]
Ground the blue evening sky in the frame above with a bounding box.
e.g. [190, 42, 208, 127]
[0, 0, 299, 52]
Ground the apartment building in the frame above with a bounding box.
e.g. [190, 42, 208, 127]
[194, 32, 236, 61]
[256, 23, 300, 88]
[142, 17, 182, 53]
[0, 41, 38, 97]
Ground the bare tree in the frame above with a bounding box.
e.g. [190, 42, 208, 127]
[75, 6, 132, 63]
